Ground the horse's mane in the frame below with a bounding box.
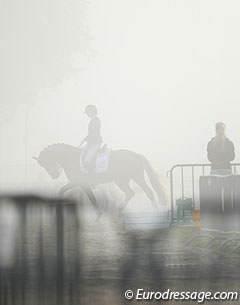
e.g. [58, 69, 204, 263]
[38, 143, 79, 163]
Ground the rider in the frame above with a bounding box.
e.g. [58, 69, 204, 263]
[79, 105, 103, 172]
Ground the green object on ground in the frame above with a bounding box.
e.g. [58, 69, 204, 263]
[176, 197, 193, 223]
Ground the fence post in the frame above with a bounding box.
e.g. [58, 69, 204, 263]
[56, 203, 64, 305]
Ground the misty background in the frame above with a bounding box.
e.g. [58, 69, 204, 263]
[1, 0, 240, 189]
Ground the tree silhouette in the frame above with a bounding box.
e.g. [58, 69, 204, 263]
[0, 0, 93, 182]
[0, 0, 92, 115]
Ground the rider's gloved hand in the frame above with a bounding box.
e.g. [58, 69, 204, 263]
[79, 140, 85, 148]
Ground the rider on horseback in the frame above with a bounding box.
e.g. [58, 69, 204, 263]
[79, 105, 103, 173]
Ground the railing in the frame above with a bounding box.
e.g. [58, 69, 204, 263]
[167, 163, 240, 223]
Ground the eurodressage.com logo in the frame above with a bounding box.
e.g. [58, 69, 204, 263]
[124, 289, 239, 303]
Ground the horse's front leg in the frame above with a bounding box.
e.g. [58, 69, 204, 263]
[59, 182, 76, 196]
[83, 187, 102, 221]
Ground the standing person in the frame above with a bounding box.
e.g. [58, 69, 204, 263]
[207, 122, 235, 174]
[79, 105, 103, 172]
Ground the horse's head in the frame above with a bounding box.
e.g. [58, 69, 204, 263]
[32, 145, 63, 179]
[33, 155, 61, 179]
[33, 143, 80, 180]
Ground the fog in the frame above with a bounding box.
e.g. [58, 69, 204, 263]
[1, 0, 240, 187]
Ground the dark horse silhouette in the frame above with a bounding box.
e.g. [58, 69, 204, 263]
[33, 144, 167, 218]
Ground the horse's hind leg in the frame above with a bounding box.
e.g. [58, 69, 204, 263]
[115, 180, 135, 212]
[133, 176, 159, 211]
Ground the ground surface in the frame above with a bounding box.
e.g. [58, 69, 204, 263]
[1, 201, 240, 305]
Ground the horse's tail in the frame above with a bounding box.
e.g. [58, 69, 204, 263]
[142, 156, 169, 205]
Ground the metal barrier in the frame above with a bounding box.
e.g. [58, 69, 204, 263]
[167, 163, 240, 223]
[200, 175, 240, 232]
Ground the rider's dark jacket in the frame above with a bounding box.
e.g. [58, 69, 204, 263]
[84, 116, 103, 144]
[207, 137, 235, 171]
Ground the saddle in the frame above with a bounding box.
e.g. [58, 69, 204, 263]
[80, 144, 111, 174]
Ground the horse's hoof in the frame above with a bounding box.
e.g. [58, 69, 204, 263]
[118, 203, 128, 218]
[162, 202, 168, 206]
[151, 201, 159, 211]
[118, 207, 125, 217]
[117, 208, 123, 218]
[95, 212, 102, 223]
[94, 218, 101, 224]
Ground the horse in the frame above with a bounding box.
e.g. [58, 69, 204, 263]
[33, 143, 168, 219]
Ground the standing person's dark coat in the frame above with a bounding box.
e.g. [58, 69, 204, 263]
[207, 122, 235, 174]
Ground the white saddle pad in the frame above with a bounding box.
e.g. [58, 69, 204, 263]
[80, 149, 111, 174]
